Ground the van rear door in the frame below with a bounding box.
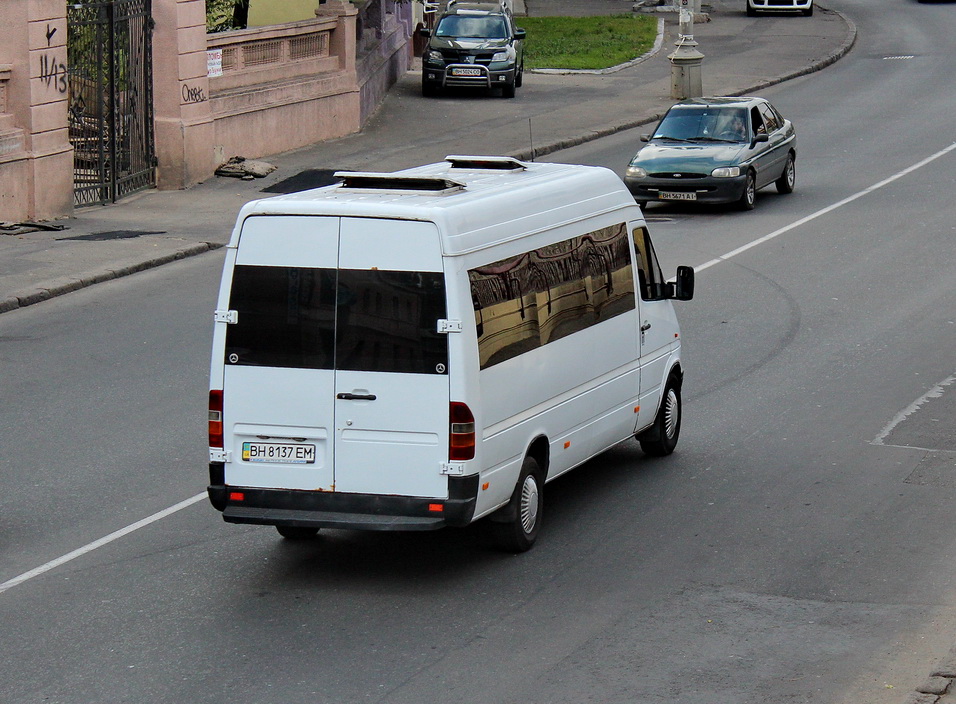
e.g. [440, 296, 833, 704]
[333, 218, 449, 498]
[223, 216, 339, 492]
[222, 216, 450, 499]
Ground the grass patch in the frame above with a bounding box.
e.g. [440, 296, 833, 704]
[519, 15, 659, 70]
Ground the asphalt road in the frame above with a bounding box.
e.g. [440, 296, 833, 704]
[2, 1, 956, 702]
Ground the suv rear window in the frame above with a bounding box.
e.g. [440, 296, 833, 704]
[226, 266, 448, 374]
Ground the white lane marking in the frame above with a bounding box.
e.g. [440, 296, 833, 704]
[0, 492, 206, 595]
[873, 375, 956, 446]
[694, 142, 956, 274]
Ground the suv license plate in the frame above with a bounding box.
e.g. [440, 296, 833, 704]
[659, 191, 697, 201]
[451, 67, 482, 76]
[242, 442, 316, 464]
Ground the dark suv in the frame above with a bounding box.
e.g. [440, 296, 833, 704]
[420, 2, 526, 98]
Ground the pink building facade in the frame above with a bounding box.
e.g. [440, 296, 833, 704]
[0, 0, 412, 223]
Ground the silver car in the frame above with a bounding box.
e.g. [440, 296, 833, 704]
[747, 0, 813, 16]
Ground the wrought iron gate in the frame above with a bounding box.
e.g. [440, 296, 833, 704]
[67, 0, 155, 207]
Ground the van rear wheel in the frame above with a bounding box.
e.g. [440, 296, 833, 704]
[490, 456, 542, 552]
[276, 526, 319, 540]
[638, 378, 681, 456]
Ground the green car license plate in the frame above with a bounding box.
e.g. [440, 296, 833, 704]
[659, 191, 697, 201]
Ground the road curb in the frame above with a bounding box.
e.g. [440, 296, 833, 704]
[0, 242, 222, 315]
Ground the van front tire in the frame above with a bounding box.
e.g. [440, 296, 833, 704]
[490, 456, 542, 552]
[638, 378, 682, 456]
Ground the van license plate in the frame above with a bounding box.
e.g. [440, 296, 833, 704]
[659, 191, 697, 201]
[451, 67, 482, 76]
[242, 442, 315, 464]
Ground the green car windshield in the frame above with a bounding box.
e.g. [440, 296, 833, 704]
[653, 107, 749, 142]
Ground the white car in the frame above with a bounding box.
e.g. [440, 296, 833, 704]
[747, 0, 813, 16]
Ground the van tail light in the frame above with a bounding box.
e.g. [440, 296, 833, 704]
[449, 402, 475, 461]
[209, 390, 224, 449]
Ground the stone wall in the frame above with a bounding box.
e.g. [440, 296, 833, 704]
[205, 2, 361, 165]
[0, 1, 72, 222]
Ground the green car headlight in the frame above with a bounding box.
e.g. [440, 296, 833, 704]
[711, 166, 741, 178]
[626, 165, 647, 179]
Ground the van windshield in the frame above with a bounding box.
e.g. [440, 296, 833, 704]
[226, 266, 448, 375]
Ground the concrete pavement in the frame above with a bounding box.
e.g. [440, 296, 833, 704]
[0, 0, 856, 315]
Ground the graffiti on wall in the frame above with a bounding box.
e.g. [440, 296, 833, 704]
[181, 83, 208, 104]
[39, 24, 68, 95]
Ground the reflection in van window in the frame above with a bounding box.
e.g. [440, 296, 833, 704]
[469, 223, 635, 369]
[226, 265, 336, 369]
[226, 267, 447, 374]
[335, 270, 448, 375]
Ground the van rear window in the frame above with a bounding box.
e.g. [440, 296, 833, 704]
[226, 266, 447, 374]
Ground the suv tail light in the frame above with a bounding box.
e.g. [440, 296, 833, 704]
[449, 402, 475, 461]
[209, 390, 224, 449]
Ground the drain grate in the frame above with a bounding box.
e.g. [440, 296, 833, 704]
[59, 230, 166, 241]
[261, 169, 342, 194]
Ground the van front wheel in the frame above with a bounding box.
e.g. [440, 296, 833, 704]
[638, 379, 681, 456]
[276, 526, 319, 540]
[490, 456, 542, 552]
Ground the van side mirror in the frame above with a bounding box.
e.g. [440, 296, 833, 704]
[419, 27, 431, 37]
[640, 134, 651, 142]
[514, 28, 526, 40]
[672, 265, 694, 301]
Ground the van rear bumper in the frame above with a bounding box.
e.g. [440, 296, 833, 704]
[207, 470, 479, 531]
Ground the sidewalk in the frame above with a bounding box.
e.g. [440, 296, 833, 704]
[0, 0, 855, 315]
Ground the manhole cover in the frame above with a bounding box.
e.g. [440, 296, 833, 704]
[261, 169, 341, 194]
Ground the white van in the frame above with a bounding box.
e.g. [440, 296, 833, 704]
[207, 156, 694, 551]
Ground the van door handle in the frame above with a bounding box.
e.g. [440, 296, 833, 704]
[640, 322, 652, 332]
[337, 393, 377, 401]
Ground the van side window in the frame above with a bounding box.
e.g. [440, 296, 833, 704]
[469, 222, 636, 369]
[631, 226, 666, 301]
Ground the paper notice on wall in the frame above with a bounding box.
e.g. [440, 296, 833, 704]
[207, 49, 223, 78]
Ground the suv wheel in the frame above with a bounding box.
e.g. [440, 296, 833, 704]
[515, 63, 524, 88]
[501, 80, 516, 99]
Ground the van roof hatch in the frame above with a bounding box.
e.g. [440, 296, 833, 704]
[333, 172, 466, 193]
[445, 155, 526, 171]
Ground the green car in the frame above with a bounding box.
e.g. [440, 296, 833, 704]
[624, 97, 797, 210]
[420, 2, 526, 98]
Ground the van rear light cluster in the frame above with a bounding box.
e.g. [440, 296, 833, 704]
[449, 402, 475, 461]
[209, 390, 224, 448]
